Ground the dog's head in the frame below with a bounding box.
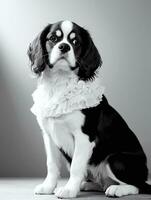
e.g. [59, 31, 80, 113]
[27, 20, 102, 80]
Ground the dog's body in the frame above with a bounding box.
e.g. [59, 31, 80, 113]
[28, 20, 151, 198]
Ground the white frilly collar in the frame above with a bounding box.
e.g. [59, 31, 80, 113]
[31, 68, 105, 118]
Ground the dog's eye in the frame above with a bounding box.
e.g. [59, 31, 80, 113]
[72, 39, 79, 46]
[49, 35, 58, 42]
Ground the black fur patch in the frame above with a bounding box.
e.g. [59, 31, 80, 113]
[73, 22, 102, 81]
[40, 24, 53, 70]
[81, 95, 148, 187]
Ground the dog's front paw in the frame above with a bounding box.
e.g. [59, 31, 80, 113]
[34, 183, 56, 195]
[54, 186, 78, 198]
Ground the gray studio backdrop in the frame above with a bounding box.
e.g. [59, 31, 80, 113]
[0, 0, 151, 177]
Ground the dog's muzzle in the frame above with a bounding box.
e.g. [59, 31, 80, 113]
[48, 42, 75, 69]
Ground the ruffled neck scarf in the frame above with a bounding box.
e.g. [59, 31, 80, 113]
[31, 68, 105, 118]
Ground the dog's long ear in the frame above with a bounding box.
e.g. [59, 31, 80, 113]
[27, 24, 51, 75]
[78, 28, 102, 80]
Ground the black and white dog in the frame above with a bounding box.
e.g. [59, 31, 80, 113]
[28, 20, 151, 198]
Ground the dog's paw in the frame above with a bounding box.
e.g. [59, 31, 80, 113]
[34, 183, 56, 195]
[54, 186, 78, 198]
[105, 185, 139, 197]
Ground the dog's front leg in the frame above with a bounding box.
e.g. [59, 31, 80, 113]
[55, 131, 94, 198]
[34, 132, 61, 194]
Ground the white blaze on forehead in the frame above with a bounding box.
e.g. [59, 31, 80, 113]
[61, 20, 73, 38]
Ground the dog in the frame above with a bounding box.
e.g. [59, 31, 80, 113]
[27, 20, 151, 198]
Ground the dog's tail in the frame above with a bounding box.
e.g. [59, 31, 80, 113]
[139, 182, 151, 194]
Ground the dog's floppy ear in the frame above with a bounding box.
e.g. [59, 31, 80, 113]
[78, 28, 102, 80]
[27, 24, 51, 75]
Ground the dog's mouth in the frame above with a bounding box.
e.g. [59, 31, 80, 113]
[51, 56, 69, 66]
[58, 56, 68, 62]
[49, 57, 72, 72]
[54, 58, 79, 72]
[49, 51, 77, 72]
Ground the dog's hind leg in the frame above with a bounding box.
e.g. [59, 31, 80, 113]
[104, 152, 148, 197]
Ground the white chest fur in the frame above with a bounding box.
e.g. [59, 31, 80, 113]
[31, 68, 104, 118]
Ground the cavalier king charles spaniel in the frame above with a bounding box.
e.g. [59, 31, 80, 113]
[27, 20, 151, 198]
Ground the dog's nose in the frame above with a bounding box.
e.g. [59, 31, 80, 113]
[59, 43, 70, 53]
